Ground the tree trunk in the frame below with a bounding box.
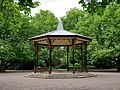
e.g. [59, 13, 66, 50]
[117, 56, 120, 72]
[0, 59, 5, 72]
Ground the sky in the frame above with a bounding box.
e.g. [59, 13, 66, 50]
[31, 0, 81, 19]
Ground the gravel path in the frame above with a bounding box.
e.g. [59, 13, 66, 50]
[0, 71, 120, 90]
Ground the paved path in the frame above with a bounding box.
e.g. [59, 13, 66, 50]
[0, 71, 120, 90]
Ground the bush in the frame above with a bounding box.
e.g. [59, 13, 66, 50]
[92, 58, 116, 69]
[74, 63, 80, 69]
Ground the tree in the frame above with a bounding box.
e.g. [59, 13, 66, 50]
[79, 0, 120, 15]
[61, 8, 83, 30]
[0, 0, 39, 11]
[0, 40, 15, 72]
[30, 10, 58, 37]
[0, 1, 21, 72]
[0, 0, 35, 72]
[75, 3, 120, 71]
[97, 3, 120, 71]
[62, 3, 120, 71]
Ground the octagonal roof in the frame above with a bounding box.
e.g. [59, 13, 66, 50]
[29, 21, 92, 46]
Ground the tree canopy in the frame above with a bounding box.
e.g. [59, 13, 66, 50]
[62, 2, 120, 70]
[0, 1, 58, 71]
[79, 0, 120, 15]
[0, 0, 120, 72]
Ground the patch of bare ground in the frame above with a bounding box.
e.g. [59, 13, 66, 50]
[0, 70, 120, 90]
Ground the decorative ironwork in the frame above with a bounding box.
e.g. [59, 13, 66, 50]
[48, 45, 52, 49]
[34, 48, 38, 53]
[72, 45, 76, 48]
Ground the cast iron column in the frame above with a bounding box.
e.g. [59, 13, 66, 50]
[67, 46, 69, 71]
[81, 43, 84, 72]
[84, 41, 88, 73]
[48, 39, 52, 74]
[72, 39, 75, 74]
[36, 44, 38, 69]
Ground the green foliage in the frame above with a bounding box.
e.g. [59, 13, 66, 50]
[79, 0, 120, 15]
[18, 0, 39, 8]
[74, 63, 80, 69]
[51, 47, 61, 68]
[0, 40, 15, 60]
[88, 3, 120, 68]
[62, 2, 120, 69]
[61, 8, 83, 30]
[29, 10, 59, 68]
[1, 0, 120, 71]
[0, 0, 40, 15]
[0, 0, 35, 71]
[30, 10, 58, 37]
[92, 58, 116, 69]
[38, 60, 46, 67]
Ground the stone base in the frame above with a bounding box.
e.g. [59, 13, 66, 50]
[25, 72, 97, 79]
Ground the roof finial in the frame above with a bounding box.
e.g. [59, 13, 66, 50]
[57, 20, 64, 30]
